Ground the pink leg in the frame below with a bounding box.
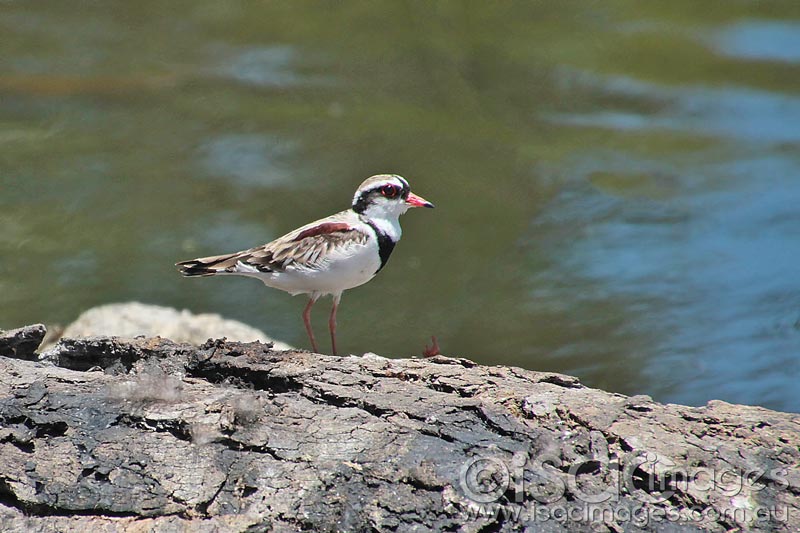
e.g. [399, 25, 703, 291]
[302, 297, 319, 353]
[329, 294, 341, 356]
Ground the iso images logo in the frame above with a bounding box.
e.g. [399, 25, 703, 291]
[460, 457, 511, 503]
[456, 441, 794, 528]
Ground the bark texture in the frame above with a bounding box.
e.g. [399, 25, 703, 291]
[0, 325, 798, 532]
[0, 324, 46, 361]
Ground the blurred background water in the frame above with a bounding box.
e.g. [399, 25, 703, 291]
[2, 1, 799, 412]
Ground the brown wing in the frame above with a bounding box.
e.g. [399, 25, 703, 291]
[176, 220, 368, 276]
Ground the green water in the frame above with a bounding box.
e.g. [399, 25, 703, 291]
[2, 1, 800, 411]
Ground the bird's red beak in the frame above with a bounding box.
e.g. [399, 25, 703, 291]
[406, 192, 435, 208]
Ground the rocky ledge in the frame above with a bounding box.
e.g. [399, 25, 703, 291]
[0, 323, 798, 533]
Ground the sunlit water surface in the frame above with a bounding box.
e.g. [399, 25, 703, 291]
[2, 2, 799, 411]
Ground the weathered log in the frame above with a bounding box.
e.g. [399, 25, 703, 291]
[0, 324, 46, 361]
[0, 325, 798, 532]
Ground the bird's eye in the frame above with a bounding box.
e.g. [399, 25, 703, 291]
[381, 185, 398, 198]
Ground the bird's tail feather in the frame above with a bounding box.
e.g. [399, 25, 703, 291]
[176, 252, 242, 277]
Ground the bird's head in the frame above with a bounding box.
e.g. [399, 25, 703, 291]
[352, 174, 434, 220]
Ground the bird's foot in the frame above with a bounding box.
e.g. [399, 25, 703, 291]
[422, 335, 440, 357]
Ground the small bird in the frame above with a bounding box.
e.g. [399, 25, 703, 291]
[176, 174, 434, 355]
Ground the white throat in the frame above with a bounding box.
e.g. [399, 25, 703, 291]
[360, 203, 407, 241]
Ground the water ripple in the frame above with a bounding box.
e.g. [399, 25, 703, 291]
[549, 72, 800, 143]
[714, 20, 800, 64]
[198, 133, 298, 188]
